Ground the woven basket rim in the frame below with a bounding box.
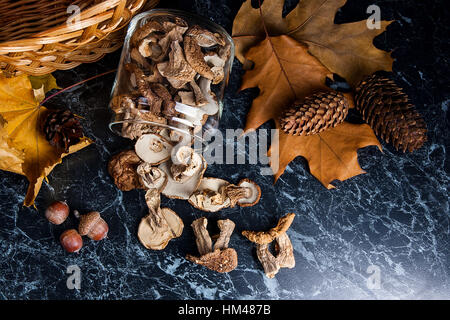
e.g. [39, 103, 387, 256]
[0, 0, 139, 50]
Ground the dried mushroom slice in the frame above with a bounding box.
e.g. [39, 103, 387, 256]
[137, 208, 183, 250]
[157, 41, 197, 88]
[158, 149, 207, 200]
[137, 163, 168, 191]
[159, 128, 185, 144]
[198, 78, 219, 116]
[242, 213, 295, 245]
[213, 219, 235, 251]
[135, 133, 173, 165]
[184, 35, 215, 80]
[255, 232, 295, 278]
[130, 20, 164, 47]
[191, 217, 213, 256]
[138, 189, 184, 250]
[186, 25, 225, 47]
[125, 63, 163, 114]
[110, 94, 137, 114]
[189, 80, 208, 106]
[274, 233, 295, 269]
[137, 36, 161, 59]
[236, 179, 261, 207]
[203, 53, 226, 84]
[160, 208, 184, 238]
[188, 177, 231, 212]
[121, 109, 167, 140]
[170, 146, 203, 183]
[144, 188, 161, 212]
[156, 21, 188, 62]
[256, 243, 280, 279]
[108, 150, 143, 191]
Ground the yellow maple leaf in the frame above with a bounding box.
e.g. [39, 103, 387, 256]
[0, 74, 92, 206]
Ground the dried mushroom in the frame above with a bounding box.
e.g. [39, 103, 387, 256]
[242, 213, 295, 245]
[214, 219, 235, 251]
[198, 78, 220, 116]
[188, 177, 231, 212]
[235, 179, 261, 207]
[184, 26, 227, 84]
[170, 146, 203, 183]
[110, 94, 137, 114]
[204, 53, 226, 84]
[191, 217, 212, 256]
[186, 217, 238, 273]
[158, 147, 206, 200]
[135, 133, 173, 165]
[121, 110, 167, 140]
[274, 232, 295, 269]
[186, 248, 238, 273]
[130, 20, 164, 47]
[220, 179, 261, 208]
[137, 162, 168, 191]
[184, 35, 215, 81]
[242, 213, 296, 278]
[186, 25, 225, 47]
[188, 177, 261, 212]
[108, 150, 143, 191]
[126, 63, 162, 114]
[156, 20, 188, 62]
[137, 189, 184, 250]
[157, 41, 197, 88]
[256, 233, 295, 278]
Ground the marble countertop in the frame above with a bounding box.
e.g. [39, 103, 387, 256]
[0, 0, 448, 299]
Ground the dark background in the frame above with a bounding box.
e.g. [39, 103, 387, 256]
[0, 0, 448, 299]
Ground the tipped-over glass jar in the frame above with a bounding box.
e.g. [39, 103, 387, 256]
[109, 9, 234, 146]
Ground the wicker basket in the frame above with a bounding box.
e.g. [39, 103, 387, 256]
[0, 0, 159, 76]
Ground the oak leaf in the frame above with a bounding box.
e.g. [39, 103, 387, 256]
[233, 0, 394, 85]
[271, 122, 381, 188]
[0, 74, 92, 206]
[239, 35, 381, 187]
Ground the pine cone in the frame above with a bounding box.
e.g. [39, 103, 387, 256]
[280, 91, 349, 136]
[355, 74, 427, 152]
[43, 110, 83, 152]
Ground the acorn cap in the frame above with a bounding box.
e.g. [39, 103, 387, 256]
[78, 211, 101, 236]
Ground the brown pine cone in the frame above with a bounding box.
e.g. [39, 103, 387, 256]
[280, 91, 349, 136]
[355, 74, 427, 152]
[43, 110, 83, 152]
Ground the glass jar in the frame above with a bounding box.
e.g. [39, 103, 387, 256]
[108, 9, 234, 146]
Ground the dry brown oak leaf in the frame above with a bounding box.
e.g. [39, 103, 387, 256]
[233, 0, 394, 86]
[0, 74, 92, 206]
[240, 35, 381, 187]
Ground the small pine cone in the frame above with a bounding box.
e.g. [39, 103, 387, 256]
[280, 91, 349, 136]
[355, 74, 427, 152]
[43, 110, 83, 152]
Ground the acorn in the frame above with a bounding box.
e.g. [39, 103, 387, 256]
[45, 201, 69, 225]
[60, 229, 83, 253]
[76, 211, 109, 241]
